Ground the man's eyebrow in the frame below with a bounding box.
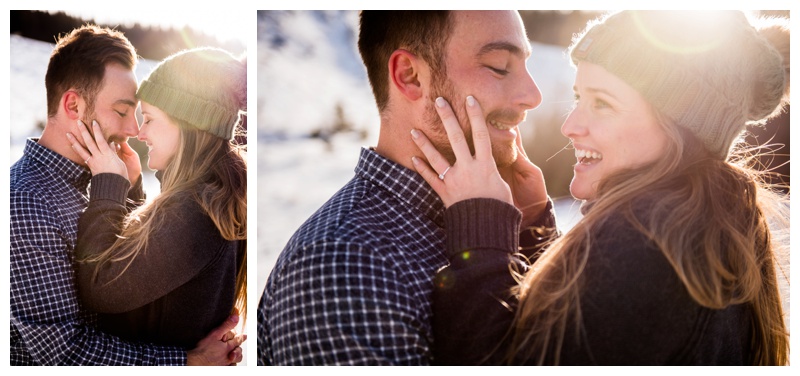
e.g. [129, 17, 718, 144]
[114, 98, 137, 107]
[477, 41, 532, 59]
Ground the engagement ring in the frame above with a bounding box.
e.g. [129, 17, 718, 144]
[438, 166, 451, 180]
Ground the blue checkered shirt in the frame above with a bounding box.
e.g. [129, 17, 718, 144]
[258, 148, 449, 365]
[10, 138, 185, 365]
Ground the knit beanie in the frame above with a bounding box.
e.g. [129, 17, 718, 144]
[137, 47, 246, 140]
[569, 11, 789, 158]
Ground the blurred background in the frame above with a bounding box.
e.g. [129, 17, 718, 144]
[9, 9, 249, 364]
[257, 10, 790, 298]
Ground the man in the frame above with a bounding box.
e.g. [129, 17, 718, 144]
[258, 11, 548, 365]
[10, 25, 243, 365]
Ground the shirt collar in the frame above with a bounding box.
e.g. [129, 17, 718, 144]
[355, 147, 446, 227]
[25, 138, 92, 191]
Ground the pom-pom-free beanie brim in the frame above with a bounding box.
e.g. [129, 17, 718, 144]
[138, 79, 237, 140]
[136, 47, 243, 141]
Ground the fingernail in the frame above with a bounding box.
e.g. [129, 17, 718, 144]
[66, 132, 73, 139]
[78, 120, 85, 127]
[467, 96, 475, 107]
[230, 314, 239, 323]
[92, 120, 99, 127]
[411, 129, 419, 139]
[411, 156, 419, 165]
[435, 97, 446, 108]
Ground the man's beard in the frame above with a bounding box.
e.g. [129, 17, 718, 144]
[81, 109, 124, 145]
[423, 76, 520, 168]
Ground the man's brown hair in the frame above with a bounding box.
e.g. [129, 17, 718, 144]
[357, 11, 453, 112]
[45, 25, 137, 117]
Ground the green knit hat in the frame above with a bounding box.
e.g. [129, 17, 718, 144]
[137, 47, 246, 140]
[569, 11, 788, 158]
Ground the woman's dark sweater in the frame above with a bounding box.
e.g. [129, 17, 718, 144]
[75, 173, 243, 348]
[433, 198, 753, 365]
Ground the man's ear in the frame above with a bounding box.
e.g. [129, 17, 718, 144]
[61, 90, 83, 121]
[388, 49, 425, 102]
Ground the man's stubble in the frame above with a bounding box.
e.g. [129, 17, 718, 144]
[423, 74, 518, 168]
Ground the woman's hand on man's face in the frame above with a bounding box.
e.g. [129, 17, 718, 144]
[67, 120, 130, 183]
[410, 96, 513, 208]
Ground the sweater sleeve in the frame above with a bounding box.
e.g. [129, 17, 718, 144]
[519, 198, 560, 261]
[75, 173, 225, 314]
[126, 174, 146, 211]
[433, 198, 547, 365]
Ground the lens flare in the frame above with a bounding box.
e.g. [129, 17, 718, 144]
[630, 10, 729, 55]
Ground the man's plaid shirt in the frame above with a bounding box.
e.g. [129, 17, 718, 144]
[258, 148, 450, 365]
[10, 138, 184, 365]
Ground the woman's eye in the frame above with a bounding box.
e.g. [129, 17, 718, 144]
[594, 99, 610, 109]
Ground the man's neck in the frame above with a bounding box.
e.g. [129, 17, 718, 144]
[38, 118, 84, 164]
[373, 115, 425, 172]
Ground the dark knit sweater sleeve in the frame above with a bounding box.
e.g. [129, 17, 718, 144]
[433, 198, 555, 365]
[519, 198, 559, 261]
[75, 173, 226, 314]
[126, 174, 146, 210]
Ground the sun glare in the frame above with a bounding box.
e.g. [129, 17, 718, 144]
[629, 10, 742, 55]
[63, 11, 248, 47]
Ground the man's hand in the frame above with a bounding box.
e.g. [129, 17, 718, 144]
[499, 128, 548, 228]
[187, 314, 246, 366]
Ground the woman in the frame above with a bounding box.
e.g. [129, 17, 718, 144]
[67, 47, 247, 349]
[411, 11, 789, 365]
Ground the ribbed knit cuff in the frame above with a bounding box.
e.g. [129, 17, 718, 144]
[519, 198, 559, 257]
[89, 173, 130, 205]
[127, 175, 145, 203]
[444, 198, 521, 260]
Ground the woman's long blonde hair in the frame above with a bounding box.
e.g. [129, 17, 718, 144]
[83, 120, 248, 321]
[507, 112, 789, 365]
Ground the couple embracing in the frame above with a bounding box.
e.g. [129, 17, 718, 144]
[11, 25, 247, 365]
[259, 10, 790, 365]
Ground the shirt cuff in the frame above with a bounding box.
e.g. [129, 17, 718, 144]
[444, 198, 521, 259]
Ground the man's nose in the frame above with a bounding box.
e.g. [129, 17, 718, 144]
[516, 68, 543, 111]
[123, 115, 139, 137]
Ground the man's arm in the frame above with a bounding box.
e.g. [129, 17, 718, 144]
[10, 189, 185, 365]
